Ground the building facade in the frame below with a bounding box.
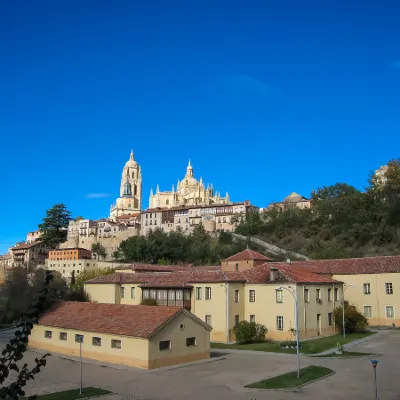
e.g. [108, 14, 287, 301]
[30, 302, 211, 369]
[268, 192, 311, 211]
[10, 241, 50, 268]
[149, 160, 230, 209]
[26, 231, 41, 243]
[110, 150, 142, 218]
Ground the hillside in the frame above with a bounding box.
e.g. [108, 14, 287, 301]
[236, 159, 400, 259]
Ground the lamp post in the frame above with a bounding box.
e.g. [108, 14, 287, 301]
[342, 284, 356, 339]
[276, 286, 300, 379]
[370, 359, 379, 400]
[76, 334, 84, 395]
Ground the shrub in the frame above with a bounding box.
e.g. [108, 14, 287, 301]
[233, 321, 268, 344]
[333, 301, 369, 333]
[140, 298, 158, 306]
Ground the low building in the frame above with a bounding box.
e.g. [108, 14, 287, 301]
[221, 248, 271, 271]
[85, 250, 342, 342]
[10, 241, 50, 268]
[268, 192, 311, 211]
[141, 201, 257, 235]
[294, 256, 400, 328]
[29, 302, 211, 369]
[46, 248, 97, 281]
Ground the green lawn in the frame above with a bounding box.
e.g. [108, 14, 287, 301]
[28, 387, 112, 399]
[211, 332, 374, 354]
[245, 365, 333, 389]
[313, 351, 374, 358]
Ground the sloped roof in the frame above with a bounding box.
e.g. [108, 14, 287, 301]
[38, 302, 202, 338]
[283, 192, 309, 203]
[11, 241, 43, 250]
[292, 256, 400, 275]
[223, 249, 271, 262]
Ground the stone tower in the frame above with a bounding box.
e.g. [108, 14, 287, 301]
[110, 150, 142, 218]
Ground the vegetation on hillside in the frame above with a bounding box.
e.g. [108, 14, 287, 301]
[117, 225, 254, 265]
[236, 159, 400, 259]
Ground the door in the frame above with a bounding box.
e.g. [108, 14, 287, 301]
[317, 314, 321, 336]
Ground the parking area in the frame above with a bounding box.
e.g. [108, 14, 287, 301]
[1, 329, 400, 399]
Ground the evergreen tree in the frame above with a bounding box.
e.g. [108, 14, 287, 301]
[38, 204, 71, 248]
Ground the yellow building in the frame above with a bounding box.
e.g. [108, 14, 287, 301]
[30, 302, 211, 369]
[294, 256, 400, 327]
[85, 250, 343, 342]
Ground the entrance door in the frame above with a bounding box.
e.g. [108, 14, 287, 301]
[317, 314, 321, 335]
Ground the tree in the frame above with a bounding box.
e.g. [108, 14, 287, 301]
[0, 271, 53, 399]
[70, 270, 76, 286]
[91, 242, 107, 260]
[38, 204, 71, 249]
[333, 301, 369, 334]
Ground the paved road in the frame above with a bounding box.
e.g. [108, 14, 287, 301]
[1, 329, 400, 399]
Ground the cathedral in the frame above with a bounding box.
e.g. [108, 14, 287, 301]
[149, 160, 230, 209]
[109, 150, 142, 218]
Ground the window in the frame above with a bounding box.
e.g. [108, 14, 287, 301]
[75, 334, 84, 343]
[235, 263, 238, 271]
[328, 312, 333, 326]
[328, 288, 332, 302]
[120, 287, 125, 298]
[385, 283, 393, 295]
[131, 287, 136, 299]
[234, 289, 239, 303]
[276, 290, 283, 303]
[250, 315, 256, 323]
[186, 337, 196, 347]
[59, 332, 67, 341]
[316, 289, 321, 301]
[304, 289, 309, 302]
[196, 287, 202, 300]
[44, 330, 52, 339]
[92, 337, 101, 346]
[334, 288, 339, 301]
[364, 306, 372, 318]
[205, 315, 212, 326]
[111, 339, 122, 349]
[205, 287, 212, 300]
[249, 290, 256, 302]
[386, 306, 395, 319]
[363, 283, 371, 295]
[159, 340, 171, 351]
[234, 315, 240, 326]
[276, 316, 284, 330]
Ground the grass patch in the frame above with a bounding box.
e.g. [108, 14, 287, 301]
[245, 365, 333, 389]
[28, 387, 112, 399]
[313, 351, 374, 358]
[211, 331, 374, 354]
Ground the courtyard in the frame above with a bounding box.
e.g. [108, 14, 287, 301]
[1, 329, 400, 399]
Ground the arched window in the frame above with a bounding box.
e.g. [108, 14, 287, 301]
[166, 199, 169, 205]
[134, 185, 137, 196]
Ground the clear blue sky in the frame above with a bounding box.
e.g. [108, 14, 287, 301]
[1, 0, 399, 253]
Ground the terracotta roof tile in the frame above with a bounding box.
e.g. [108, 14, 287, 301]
[38, 302, 183, 338]
[223, 249, 272, 262]
[117, 264, 222, 273]
[292, 256, 400, 275]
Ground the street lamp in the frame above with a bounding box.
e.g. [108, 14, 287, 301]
[342, 284, 356, 339]
[76, 334, 84, 395]
[370, 359, 379, 400]
[275, 286, 300, 379]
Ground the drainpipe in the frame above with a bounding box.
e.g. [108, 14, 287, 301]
[226, 282, 230, 342]
[303, 285, 306, 339]
[375, 273, 380, 327]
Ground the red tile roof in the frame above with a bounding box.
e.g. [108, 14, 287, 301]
[223, 249, 272, 262]
[116, 264, 222, 273]
[291, 256, 400, 275]
[11, 241, 44, 250]
[38, 302, 197, 338]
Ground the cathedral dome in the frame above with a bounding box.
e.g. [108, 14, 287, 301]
[125, 150, 138, 168]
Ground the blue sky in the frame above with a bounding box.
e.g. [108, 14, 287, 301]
[0, 0, 399, 253]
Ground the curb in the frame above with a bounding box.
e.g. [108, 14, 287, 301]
[307, 353, 380, 359]
[246, 370, 336, 392]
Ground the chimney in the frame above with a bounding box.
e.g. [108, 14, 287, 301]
[270, 267, 278, 282]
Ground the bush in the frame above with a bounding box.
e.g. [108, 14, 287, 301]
[233, 321, 268, 344]
[333, 301, 369, 333]
[141, 298, 158, 306]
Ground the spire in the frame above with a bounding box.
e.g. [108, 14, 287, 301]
[226, 191, 230, 202]
[186, 159, 193, 177]
[172, 184, 175, 193]
[188, 159, 191, 167]
[150, 188, 153, 196]
[156, 184, 160, 193]
[130, 149, 134, 161]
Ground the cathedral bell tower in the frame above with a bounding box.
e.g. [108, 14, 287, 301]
[110, 150, 142, 218]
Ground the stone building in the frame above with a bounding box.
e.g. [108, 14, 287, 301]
[149, 160, 229, 209]
[26, 231, 41, 243]
[141, 201, 256, 235]
[10, 241, 50, 268]
[268, 192, 311, 211]
[110, 150, 142, 218]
